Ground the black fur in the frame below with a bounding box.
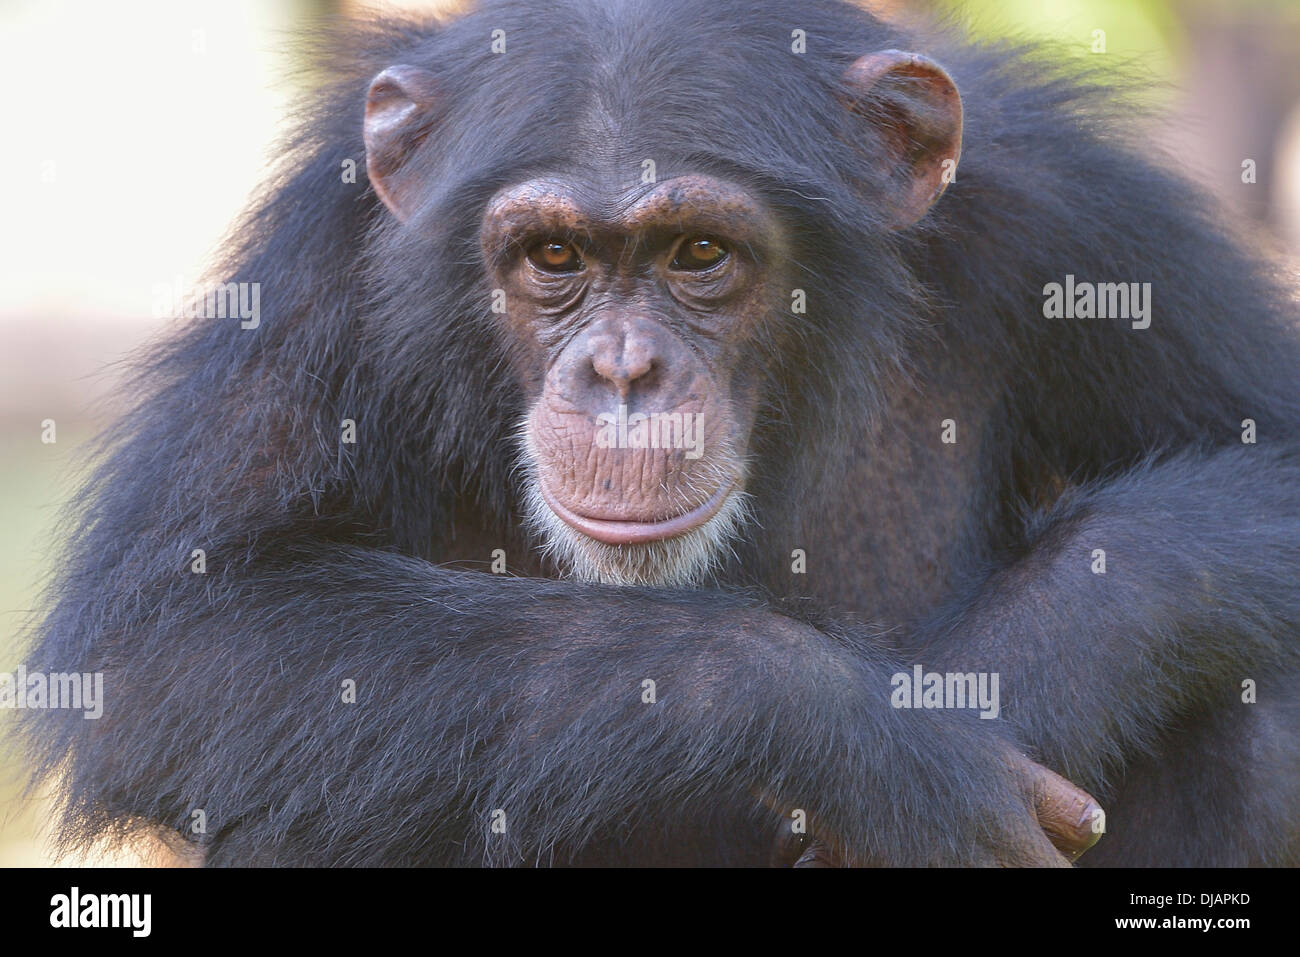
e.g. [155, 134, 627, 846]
[22, 0, 1300, 866]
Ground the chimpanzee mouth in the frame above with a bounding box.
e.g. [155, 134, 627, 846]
[539, 482, 736, 545]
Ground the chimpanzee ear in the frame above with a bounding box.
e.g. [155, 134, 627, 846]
[364, 65, 439, 221]
[840, 50, 963, 228]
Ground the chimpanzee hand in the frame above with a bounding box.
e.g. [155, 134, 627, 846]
[782, 751, 1102, 867]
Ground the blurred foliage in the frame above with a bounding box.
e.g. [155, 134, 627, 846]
[0, 430, 93, 866]
[930, 0, 1179, 103]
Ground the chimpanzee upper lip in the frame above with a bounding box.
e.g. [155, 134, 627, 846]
[540, 482, 733, 545]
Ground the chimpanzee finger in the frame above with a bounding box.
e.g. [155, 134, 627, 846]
[1025, 760, 1104, 862]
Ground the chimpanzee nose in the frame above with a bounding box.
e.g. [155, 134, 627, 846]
[588, 320, 658, 398]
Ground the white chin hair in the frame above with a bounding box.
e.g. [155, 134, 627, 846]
[521, 480, 752, 589]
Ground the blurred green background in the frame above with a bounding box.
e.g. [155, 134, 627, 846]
[1, 0, 1297, 866]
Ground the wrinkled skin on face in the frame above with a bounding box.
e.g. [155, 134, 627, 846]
[480, 174, 785, 585]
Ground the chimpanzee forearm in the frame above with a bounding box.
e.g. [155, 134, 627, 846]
[910, 445, 1300, 788]
[32, 545, 1081, 866]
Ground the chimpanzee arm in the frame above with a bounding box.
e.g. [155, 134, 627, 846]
[910, 445, 1300, 793]
[26, 544, 1095, 867]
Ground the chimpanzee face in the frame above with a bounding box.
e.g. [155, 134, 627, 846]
[478, 173, 783, 585]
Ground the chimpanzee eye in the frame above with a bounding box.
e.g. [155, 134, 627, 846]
[671, 236, 729, 272]
[526, 240, 584, 273]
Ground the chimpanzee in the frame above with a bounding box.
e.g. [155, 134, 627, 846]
[21, 0, 1300, 866]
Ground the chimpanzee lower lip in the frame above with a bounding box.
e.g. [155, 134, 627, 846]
[540, 482, 734, 545]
